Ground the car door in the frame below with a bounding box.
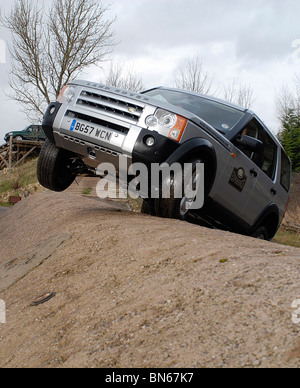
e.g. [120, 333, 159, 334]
[36, 126, 43, 139]
[212, 140, 260, 224]
[237, 118, 279, 226]
[31, 126, 38, 140]
[24, 127, 33, 140]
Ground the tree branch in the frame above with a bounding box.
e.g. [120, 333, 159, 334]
[1, 0, 116, 120]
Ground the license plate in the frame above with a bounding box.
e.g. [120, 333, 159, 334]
[69, 119, 113, 143]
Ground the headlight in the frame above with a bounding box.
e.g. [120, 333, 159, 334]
[145, 115, 159, 128]
[145, 109, 187, 143]
[57, 85, 76, 104]
[159, 112, 177, 129]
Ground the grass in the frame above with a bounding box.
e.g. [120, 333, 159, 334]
[273, 228, 300, 248]
[0, 202, 13, 207]
[0, 158, 39, 193]
[82, 187, 92, 195]
[274, 204, 300, 248]
[0, 158, 40, 202]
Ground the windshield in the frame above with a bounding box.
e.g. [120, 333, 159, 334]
[144, 89, 245, 133]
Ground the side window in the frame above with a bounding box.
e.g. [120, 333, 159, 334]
[281, 150, 291, 192]
[236, 119, 278, 180]
[260, 131, 277, 180]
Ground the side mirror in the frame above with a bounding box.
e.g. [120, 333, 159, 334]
[235, 135, 264, 153]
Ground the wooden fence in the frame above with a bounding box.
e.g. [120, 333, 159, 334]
[0, 135, 44, 171]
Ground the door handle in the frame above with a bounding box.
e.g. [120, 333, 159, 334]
[250, 169, 258, 177]
[270, 188, 277, 196]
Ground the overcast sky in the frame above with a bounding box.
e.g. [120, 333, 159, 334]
[0, 0, 300, 142]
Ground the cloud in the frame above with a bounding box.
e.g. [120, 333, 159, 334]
[111, 0, 299, 66]
[235, 1, 300, 65]
[111, 0, 239, 55]
[0, 0, 299, 139]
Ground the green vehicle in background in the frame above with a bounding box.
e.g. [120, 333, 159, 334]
[4, 125, 46, 143]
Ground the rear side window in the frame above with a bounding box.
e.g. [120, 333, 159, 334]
[261, 131, 277, 181]
[280, 150, 291, 192]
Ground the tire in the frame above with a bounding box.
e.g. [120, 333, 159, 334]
[141, 199, 156, 216]
[37, 140, 77, 192]
[156, 157, 203, 220]
[252, 226, 268, 240]
[14, 136, 23, 141]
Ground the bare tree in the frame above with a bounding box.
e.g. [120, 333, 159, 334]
[1, 0, 116, 121]
[275, 85, 296, 121]
[222, 79, 255, 109]
[103, 61, 145, 92]
[175, 54, 216, 95]
[275, 78, 300, 121]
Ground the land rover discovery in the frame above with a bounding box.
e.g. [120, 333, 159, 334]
[37, 81, 292, 240]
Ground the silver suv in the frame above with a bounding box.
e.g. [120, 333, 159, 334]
[37, 81, 292, 240]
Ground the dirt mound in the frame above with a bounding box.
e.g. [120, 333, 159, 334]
[0, 191, 300, 368]
[282, 173, 300, 233]
[289, 173, 300, 214]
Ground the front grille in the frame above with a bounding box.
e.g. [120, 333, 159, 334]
[66, 110, 130, 135]
[76, 90, 144, 124]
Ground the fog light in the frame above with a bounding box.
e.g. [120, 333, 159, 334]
[145, 136, 156, 147]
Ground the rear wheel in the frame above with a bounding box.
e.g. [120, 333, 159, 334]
[252, 226, 268, 240]
[37, 140, 77, 192]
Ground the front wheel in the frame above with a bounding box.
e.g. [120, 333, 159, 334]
[37, 140, 77, 192]
[156, 158, 204, 220]
[141, 199, 156, 216]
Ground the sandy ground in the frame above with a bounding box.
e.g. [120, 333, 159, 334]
[0, 190, 300, 368]
[0, 208, 7, 216]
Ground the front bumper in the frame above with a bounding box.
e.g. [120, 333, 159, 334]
[42, 101, 180, 169]
[42, 102, 62, 145]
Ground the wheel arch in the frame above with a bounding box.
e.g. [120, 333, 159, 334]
[251, 204, 280, 240]
[165, 138, 217, 196]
